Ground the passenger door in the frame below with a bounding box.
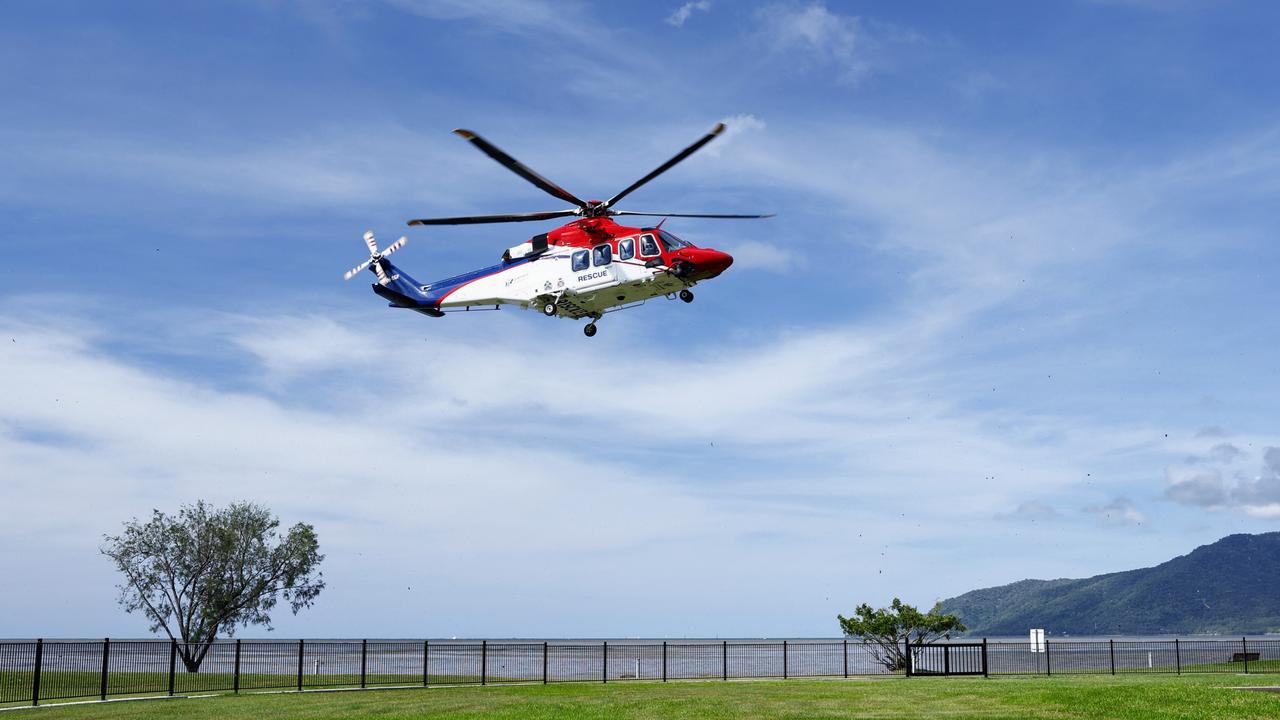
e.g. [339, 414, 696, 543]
[572, 242, 619, 291]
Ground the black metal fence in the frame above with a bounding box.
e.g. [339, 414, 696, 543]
[1, 637, 1277, 706]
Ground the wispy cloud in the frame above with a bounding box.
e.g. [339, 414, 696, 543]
[383, 0, 589, 40]
[1164, 442, 1280, 518]
[755, 2, 871, 84]
[0, 296, 1200, 634]
[666, 0, 712, 28]
[996, 500, 1062, 522]
[1082, 497, 1146, 527]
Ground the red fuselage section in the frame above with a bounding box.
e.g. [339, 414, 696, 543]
[540, 217, 734, 280]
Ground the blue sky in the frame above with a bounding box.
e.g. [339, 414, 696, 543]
[2, 0, 1280, 639]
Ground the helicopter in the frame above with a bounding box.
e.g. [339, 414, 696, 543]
[343, 123, 773, 337]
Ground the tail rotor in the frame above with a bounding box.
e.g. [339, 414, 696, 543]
[344, 230, 407, 285]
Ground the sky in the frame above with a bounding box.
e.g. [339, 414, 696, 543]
[2, 0, 1279, 640]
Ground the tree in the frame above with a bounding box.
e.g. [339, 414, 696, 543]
[102, 500, 324, 672]
[837, 598, 966, 671]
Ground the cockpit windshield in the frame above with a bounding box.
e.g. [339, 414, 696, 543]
[657, 229, 691, 251]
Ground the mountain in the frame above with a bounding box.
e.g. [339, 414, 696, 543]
[939, 532, 1280, 635]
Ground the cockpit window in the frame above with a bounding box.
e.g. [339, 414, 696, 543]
[592, 243, 612, 266]
[618, 237, 635, 261]
[571, 250, 589, 271]
[658, 229, 690, 251]
[639, 233, 660, 257]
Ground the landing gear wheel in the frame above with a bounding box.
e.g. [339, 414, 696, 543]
[583, 323, 598, 338]
[679, 289, 694, 303]
[542, 302, 557, 316]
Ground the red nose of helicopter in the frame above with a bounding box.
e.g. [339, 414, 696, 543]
[677, 248, 734, 279]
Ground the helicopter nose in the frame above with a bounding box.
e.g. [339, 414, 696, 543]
[683, 248, 733, 278]
[700, 249, 733, 277]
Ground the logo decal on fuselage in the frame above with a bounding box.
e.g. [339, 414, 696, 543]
[578, 271, 609, 282]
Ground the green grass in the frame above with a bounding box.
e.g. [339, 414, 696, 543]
[5, 675, 1280, 719]
[1179, 659, 1280, 673]
[1, 672, 475, 706]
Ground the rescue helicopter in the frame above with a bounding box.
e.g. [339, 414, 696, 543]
[343, 123, 772, 337]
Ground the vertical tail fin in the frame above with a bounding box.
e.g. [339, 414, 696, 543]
[344, 230, 438, 314]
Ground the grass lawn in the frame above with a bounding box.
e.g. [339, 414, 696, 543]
[4, 675, 1279, 719]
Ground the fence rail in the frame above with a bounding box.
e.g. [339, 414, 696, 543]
[1, 637, 1277, 706]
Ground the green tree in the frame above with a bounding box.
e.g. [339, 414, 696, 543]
[102, 500, 324, 672]
[837, 598, 966, 671]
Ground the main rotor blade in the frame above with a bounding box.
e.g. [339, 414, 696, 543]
[454, 129, 587, 208]
[603, 123, 725, 209]
[611, 211, 776, 219]
[408, 209, 578, 226]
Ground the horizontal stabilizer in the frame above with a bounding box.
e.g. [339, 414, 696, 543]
[372, 283, 444, 316]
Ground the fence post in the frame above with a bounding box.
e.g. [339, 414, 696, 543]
[662, 641, 667, 682]
[1044, 639, 1051, 677]
[168, 639, 177, 696]
[1109, 639, 1115, 675]
[602, 641, 607, 683]
[234, 639, 241, 694]
[424, 640, 430, 687]
[843, 639, 849, 678]
[1175, 639, 1181, 675]
[296, 640, 304, 692]
[944, 645, 951, 675]
[31, 638, 42, 707]
[904, 640, 911, 678]
[542, 641, 548, 684]
[481, 641, 487, 686]
[783, 640, 788, 680]
[360, 639, 367, 688]
[722, 641, 728, 681]
[1243, 637, 1249, 674]
[982, 638, 989, 679]
[100, 637, 110, 701]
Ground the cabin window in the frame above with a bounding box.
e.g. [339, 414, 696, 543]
[592, 243, 612, 266]
[639, 233, 660, 257]
[619, 237, 635, 261]
[572, 250, 590, 271]
[658, 229, 690, 250]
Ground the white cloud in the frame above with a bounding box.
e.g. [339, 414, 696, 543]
[666, 0, 711, 28]
[1164, 444, 1280, 518]
[1243, 504, 1280, 519]
[756, 2, 870, 84]
[1164, 467, 1228, 508]
[1082, 497, 1146, 527]
[702, 113, 767, 159]
[383, 0, 588, 40]
[996, 500, 1061, 522]
[0, 298, 1200, 635]
[721, 240, 794, 271]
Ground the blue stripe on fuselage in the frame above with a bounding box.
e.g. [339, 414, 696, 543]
[375, 253, 566, 308]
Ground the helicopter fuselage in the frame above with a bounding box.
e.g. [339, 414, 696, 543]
[377, 217, 733, 322]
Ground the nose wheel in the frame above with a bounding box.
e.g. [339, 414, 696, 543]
[542, 302, 557, 316]
[679, 289, 694, 303]
[583, 322, 598, 338]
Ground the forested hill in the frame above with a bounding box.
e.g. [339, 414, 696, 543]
[939, 532, 1280, 635]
